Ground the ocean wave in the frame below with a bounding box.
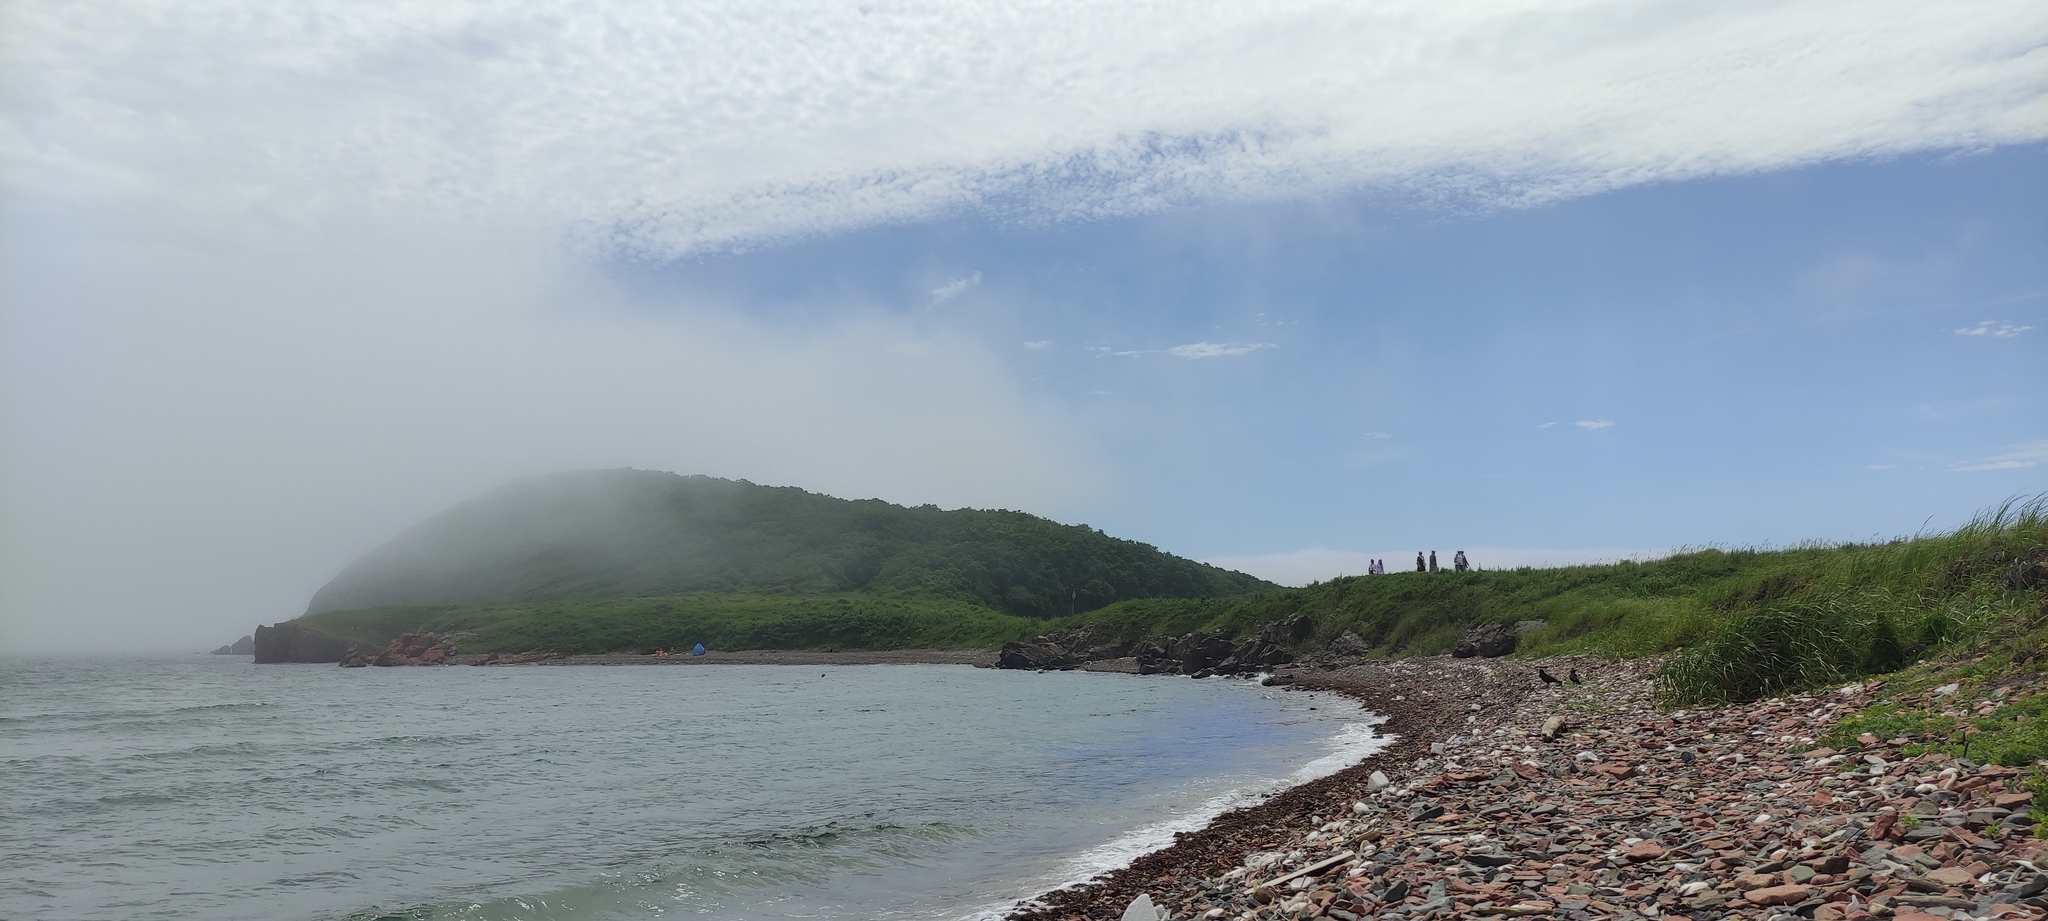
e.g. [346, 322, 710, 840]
[971, 689, 1389, 920]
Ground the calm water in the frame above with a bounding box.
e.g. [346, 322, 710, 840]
[0, 656, 1384, 921]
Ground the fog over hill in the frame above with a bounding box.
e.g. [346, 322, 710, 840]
[307, 469, 1272, 620]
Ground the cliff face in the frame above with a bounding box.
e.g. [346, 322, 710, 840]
[252, 622, 353, 664]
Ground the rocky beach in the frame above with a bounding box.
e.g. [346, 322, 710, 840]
[1009, 655, 2048, 921]
[253, 624, 2048, 921]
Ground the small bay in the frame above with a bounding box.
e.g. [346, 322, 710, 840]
[2, 655, 1382, 921]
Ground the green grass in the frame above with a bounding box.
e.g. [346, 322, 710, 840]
[1655, 496, 2047, 706]
[1049, 496, 2046, 708]
[289, 495, 2047, 716]
[298, 591, 1047, 655]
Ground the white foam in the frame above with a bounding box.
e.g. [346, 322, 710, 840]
[965, 687, 1390, 920]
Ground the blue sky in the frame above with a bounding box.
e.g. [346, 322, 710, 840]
[628, 146, 2046, 574]
[4, 0, 2044, 648]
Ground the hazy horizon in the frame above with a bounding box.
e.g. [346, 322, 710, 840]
[5, 0, 2044, 653]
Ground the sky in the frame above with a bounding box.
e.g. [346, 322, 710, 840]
[3, 0, 2045, 650]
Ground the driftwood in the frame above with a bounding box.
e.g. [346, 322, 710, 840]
[1258, 850, 1355, 889]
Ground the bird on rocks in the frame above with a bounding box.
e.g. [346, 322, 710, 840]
[1568, 668, 1583, 684]
[1537, 667, 1561, 685]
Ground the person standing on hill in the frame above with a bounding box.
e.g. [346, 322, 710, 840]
[1428, 550, 1439, 572]
[1454, 550, 1469, 572]
[1416, 552, 1426, 572]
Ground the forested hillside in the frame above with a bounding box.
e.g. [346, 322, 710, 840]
[306, 469, 1270, 619]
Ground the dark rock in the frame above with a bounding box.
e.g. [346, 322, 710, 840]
[211, 635, 255, 655]
[1453, 624, 1518, 658]
[1179, 632, 1235, 674]
[998, 641, 1079, 670]
[1257, 616, 1315, 646]
[1000, 625, 1127, 670]
[252, 622, 354, 663]
[1320, 631, 1373, 658]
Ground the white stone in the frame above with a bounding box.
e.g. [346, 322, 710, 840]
[1367, 771, 1391, 792]
[1934, 683, 1961, 696]
[1121, 894, 1167, 921]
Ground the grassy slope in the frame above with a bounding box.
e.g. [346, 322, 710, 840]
[1055, 497, 2046, 703]
[298, 591, 1047, 655]
[302, 496, 2045, 710]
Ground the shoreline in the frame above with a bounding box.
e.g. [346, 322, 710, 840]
[1009, 654, 1561, 919]
[507, 648, 1000, 667]
[1007, 656, 2048, 921]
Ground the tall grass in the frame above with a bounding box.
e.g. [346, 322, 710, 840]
[1656, 496, 2048, 705]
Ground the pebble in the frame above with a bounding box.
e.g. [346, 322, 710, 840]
[1010, 655, 2048, 921]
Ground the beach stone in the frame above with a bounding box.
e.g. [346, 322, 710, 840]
[1540, 716, 1567, 740]
[1120, 893, 1166, 921]
[1368, 771, 1391, 792]
[1624, 840, 1665, 862]
[1744, 885, 1813, 906]
[1922, 866, 1977, 888]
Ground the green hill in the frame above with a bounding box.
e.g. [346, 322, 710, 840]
[305, 468, 1272, 620]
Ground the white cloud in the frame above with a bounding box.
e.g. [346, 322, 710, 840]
[1208, 546, 1671, 586]
[1573, 420, 1616, 429]
[930, 271, 982, 304]
[1950, 440, 2048, 472]
[1165, 341, 1276, 359]
[1866, 463, 1897, 470]
[1022, 340, 1052, 349]
[1361, 431, 1392, 439]
[10, 0, 2043, 257]
[1537, 422, 1558, 429]
[1954, 320, 2033, 338]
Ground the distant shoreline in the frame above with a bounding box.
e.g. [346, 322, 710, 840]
[491, 648, 1001, 667]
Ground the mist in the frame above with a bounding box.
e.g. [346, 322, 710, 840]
[0, 208, 1098, 652]
[7, 0, 2040, 652]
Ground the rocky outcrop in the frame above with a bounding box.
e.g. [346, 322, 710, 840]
[339, 632, 455, 667]
[1452, 623, 1518, 658]
[999, 640, 1081, 670]
[997, 624, 1133, 671]
[1130, 619, 1312, 677]
[210, 635, 255, 655]
[997, 617, 1314, 677]
[252, 622, 355, 663]
[1320, 631, 1373, 659]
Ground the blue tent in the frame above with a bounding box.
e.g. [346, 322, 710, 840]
[691, 643, 706, 656]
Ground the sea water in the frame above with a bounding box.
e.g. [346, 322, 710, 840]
[0, 655, 1385, 921]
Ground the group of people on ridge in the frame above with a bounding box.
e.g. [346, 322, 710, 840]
[1361, 550, 1469, 575]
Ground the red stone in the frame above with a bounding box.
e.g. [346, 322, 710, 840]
[1743, 885, 1812, 906]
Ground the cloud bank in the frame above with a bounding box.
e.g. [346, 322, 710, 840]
[1955, 320, 2033, 338]
[1950, 440, 2048, 472]
[10, 0, 2044, 257]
